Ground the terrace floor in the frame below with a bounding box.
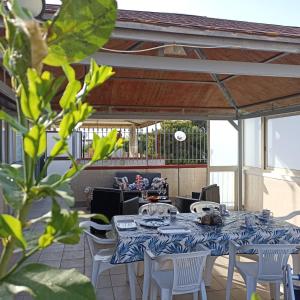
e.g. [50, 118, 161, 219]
[17, 199, 278, 300]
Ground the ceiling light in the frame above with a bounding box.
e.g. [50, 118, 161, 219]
[174, 131, 186, 142]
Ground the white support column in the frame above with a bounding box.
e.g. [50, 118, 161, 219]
[237, 120, 244, 210]
[129, 125, 138, 158]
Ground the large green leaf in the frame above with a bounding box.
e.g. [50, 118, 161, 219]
[24, 125, 46, 158]
[44, 0, 117, 66]
[49, 139, 68, 157]
[91, 129, 122, 162]
[0, 214, 27, 249]
[48, 199, 81, 244]
[3, 263, 96, 299]
[2, 17, 31, 86]
[84, 59, 115, 93]
[0, 282, 30, 300]
[32, 175, 75, 206]
[0, 164, 24, 210]
[0, 111, 27, 134]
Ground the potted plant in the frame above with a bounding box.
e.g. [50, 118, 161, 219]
[0, 0, 120, 298]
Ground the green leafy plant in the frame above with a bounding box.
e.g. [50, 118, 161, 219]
[0, 0, 119, 299]
[251, 292, 262, 300]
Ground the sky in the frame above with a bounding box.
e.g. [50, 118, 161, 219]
[47, 0, 300, 27]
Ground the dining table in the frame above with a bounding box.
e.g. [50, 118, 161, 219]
[111, 211, 300, 265]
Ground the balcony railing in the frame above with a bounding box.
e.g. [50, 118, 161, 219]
[78, 124, 207, 166]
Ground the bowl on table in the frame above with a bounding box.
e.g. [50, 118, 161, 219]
[147, 195, 159, 203]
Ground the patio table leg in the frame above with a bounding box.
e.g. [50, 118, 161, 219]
[203, 256, 217, 286]
[143, 254, 151, 300]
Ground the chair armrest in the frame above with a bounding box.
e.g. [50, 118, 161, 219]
[192, 192, 201, 199]
[79, 220, 112, 231]
[122, 196, 139, 215]
[82, 229, 116, 245]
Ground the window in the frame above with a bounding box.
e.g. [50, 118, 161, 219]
[267, 114, 300, 170]
[244, 117, 261, 168]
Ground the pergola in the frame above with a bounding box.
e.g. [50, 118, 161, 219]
[2, 6, 300, 208]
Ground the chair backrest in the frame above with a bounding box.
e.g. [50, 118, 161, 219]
[138, 203, 178, 215]
[257, 245, 295, 280]
[201, 184, 220, 203]
[190, 201, 220, 213]
[174, 197, 199, 213]
[171, 250, 210, 294]
[79, 221, 116, 257]
[91, 188, 123, 220]
[231, 241, 297, 281]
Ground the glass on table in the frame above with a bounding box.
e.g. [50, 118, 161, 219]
[141, 190, 148, 200]
[169, 207, 177, 223]
[245, 214, 256, 228]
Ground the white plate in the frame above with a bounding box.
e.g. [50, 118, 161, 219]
[158, 226, 191, 234]
[240, 224, 258, 230]
[257, 215, 273, 222]
[116, 219, 137, 231]
[139, 217, 170, 228]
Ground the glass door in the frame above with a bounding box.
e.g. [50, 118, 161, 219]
[208, 121, 238, 209]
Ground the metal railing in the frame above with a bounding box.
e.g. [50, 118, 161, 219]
[79, 123, 207, 166]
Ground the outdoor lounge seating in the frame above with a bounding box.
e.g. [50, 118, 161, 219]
[90, 188, 139, 221]
[113, 171, 169, 197]
[175, 184, 220, 213]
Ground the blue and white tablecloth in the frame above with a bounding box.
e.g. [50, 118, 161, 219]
[111, 212, 300, 264]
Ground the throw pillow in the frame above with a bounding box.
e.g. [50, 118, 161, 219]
[114, 176, 128, 190]
[151, 177, 167, 191]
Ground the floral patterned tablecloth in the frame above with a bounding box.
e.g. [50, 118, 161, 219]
[111, 212, 300, 264]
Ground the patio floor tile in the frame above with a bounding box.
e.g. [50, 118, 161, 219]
[39, 251, 63, 261]
[38, 259, 61, 268]
[113, 285, 142, 300]
[98, 275, 112, 288]
[96, 287, 115, 300]
[61, 258, 84, 269]
[62, 250, 84, 260]
[111, 273, 128, 287]
[110, 264, 126, 275]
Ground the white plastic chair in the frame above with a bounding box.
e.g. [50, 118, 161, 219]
[190, 201, 220, 213]
[283, 264, 296, 300]
[143, 246, 210, 300]
[80, 221, 137, 300]
[277, 211, 300, 276]
[226, 241, 297, 300]
[277, 211, 300, 221]
[139, 203, 178, 215]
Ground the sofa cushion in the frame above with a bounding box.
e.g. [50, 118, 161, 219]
[114, 176, 129, 190]
[114, 172, 161, 186]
